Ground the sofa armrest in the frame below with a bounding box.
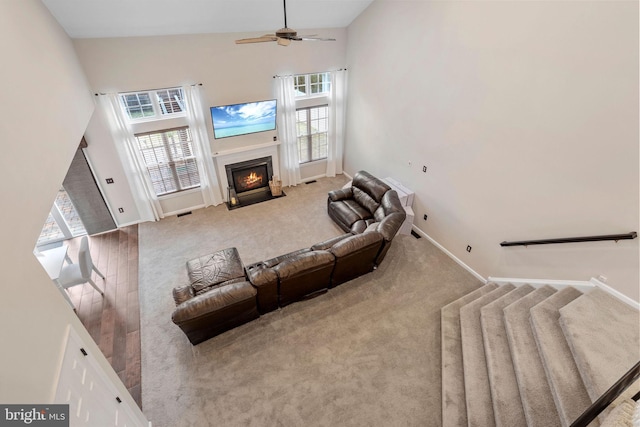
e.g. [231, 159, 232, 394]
[377, 211, 407, 241]
[172, 284, 195, 305]
[328, 187, 353, 202]
[245, 263, 279, 314]
[171, 281, 256, 324]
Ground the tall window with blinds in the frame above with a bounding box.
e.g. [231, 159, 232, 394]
[134, 127, 200, 196]
[296, 105, 329, 164]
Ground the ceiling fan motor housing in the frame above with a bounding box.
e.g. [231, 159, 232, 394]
[276, 27, 297, 38]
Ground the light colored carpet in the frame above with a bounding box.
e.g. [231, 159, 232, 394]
[481, 285, 533, 427]
[529, 287, 594, 427]
[459, 285, 515, 427]
[559, 288, 640, 401]
[138, 175, 483, 427]
[440, 283, 497, 427]
[503, 286, 559, 427]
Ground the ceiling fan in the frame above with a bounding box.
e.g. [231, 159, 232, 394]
[235, 0, 336, 46]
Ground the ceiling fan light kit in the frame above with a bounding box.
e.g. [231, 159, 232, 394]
[235, 0, 336, 46]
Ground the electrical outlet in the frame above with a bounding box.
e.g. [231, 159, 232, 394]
[423, 165, 427, 173]
[106, 178, 114, 184]
[466, 245, 472, 253]
[118, 207, 124, 213]
[273, 136, 277, 141]
[423, 214, 428, 221]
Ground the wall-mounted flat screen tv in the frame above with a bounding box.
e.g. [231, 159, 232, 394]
[210, 99, 277, 139]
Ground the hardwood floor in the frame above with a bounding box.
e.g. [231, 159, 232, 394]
[64, 225, 142, 409]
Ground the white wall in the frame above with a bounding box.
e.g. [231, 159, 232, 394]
[346, 1, 639, 300]
[73, 30, 347, 221]
[0, 0, 141, 409]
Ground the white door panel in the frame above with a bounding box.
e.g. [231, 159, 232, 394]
[54, 326, 150, 427]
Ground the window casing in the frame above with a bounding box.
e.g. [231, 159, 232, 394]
[134, 127, 200, 196]
[296, 105, 329, 164]
[120, 88, 186, 121]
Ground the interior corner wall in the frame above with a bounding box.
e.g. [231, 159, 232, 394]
[0, 0, 136, 407]
[345, 1, 639, 300]
[72, 29, 347, 222]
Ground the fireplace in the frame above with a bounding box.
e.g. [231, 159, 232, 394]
[224, 156, 282, 209]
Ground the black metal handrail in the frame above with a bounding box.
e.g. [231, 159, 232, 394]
[500, 232, 637, 247]
[570, 360, 640, 427]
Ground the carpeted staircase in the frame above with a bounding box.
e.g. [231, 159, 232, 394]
[442, 283, 640, 427]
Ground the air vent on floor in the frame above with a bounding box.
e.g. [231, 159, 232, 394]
[305, 180, 317, 184]
[177, 211, 192, 218]
[411, 230, 422, 239]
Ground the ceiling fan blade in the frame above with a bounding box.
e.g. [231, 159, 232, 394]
[298, 36, 336, 42]
[235, 36, 277, 44]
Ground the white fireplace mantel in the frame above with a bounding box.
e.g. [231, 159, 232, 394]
[213, 141, 281, 201]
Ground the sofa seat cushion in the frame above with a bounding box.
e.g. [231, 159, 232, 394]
[186, 247, 245, 295]
[328, 199, 373, 231]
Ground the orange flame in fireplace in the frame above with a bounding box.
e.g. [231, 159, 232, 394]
[242, 172, 263, 187]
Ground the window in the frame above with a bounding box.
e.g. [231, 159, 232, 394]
[37, 189, 87, 246]
[134, 127, 200, 196]
[294, 73, 331, 97]
[296, 105, 329, 164]
[120, 88, 185, 121]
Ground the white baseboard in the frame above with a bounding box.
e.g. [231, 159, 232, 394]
[162, 204, 206, 218]
[301, 174, 327, 183]
[411, 226, 639, 308]
[114, 219, 144, 228]
[410, 225, 487, 284]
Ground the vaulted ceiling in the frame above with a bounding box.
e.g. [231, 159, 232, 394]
[42, 0, 374, 38]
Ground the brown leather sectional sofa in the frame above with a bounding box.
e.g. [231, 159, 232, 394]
[171, 171, 407, 344]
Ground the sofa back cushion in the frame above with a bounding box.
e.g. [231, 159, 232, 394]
[274, 250, 335, 307]
[329, 231, 383, 258]
[330, 232, 384, 287]
[353, 187, 380, 215]
[273, 250, 335, 280]
[187, 248, 245, 295]
[352, 171, 391, 205]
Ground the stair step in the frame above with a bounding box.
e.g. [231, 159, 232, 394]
[441, 283, 498, 427]
[481, 285, 535, 427]
[559, 288, 640, 401]
[460, 284, 516, 427]
[504, 286, 560, 427]
[530, 287, 597, 427]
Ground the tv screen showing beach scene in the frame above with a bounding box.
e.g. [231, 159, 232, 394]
[210, 99, 277, 139]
